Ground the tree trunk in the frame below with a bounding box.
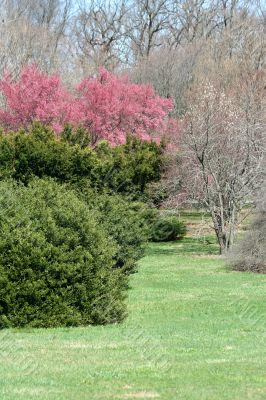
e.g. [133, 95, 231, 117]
[212, 212, 237, 255]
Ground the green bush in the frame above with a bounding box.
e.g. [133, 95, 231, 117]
[0, 124, 163, 197]
[86, 135, 163, 197]
[0, 125, 97, 184]
[0, 179, 126, 328]
[61, 124, 91, 148]
[151, 216, 187, 242]
[145, 181, 170, 207]
[77, 188, 149, 276]
[0, 124, 165, 328]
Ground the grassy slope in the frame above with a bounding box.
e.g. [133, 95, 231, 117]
[0, 231, 265, 399]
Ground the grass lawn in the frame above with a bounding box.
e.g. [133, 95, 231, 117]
[0, 226, 265, 399]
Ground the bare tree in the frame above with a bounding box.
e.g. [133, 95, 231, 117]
[126, 0, 169, 61]
[167, 0, 217, 46]
[73, 0, 128, 73]
[0, 0, 72, 76]
[131, 43, 201, 116]
[130, 0, 266, 112]
[181, 82, 265, 254]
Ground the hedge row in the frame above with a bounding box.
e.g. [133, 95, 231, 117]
[0, 125, 187, 328]
[0, 124, 163, 197]
[0, 178, 152, 328]
[0, 125, 164, 328]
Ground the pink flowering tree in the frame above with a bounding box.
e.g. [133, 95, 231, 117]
[0, 65, 71, 133]
[73, 68, 174, 145]
[0, 65, 175, 145]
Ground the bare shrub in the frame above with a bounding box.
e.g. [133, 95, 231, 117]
[229, 187, 266, 273]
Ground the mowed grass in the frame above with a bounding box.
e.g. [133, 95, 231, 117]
[0, 217, 265, 399]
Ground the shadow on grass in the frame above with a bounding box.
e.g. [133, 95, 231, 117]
[179, 210, 211, 220]
[145, 236, 219, 257]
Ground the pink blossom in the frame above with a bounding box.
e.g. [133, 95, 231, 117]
[0, 66, 176, 146]
[0, 65, 72, 131]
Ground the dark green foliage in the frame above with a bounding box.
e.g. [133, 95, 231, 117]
[61, 124, 91, 148]
[151, 216, 187, 242]
[78, 189, 149, 275]
[0, 124, 97, 184]
[145, 181, 170, 207]
[0, 125, 164, 328]
[0, 179, 126, 328]
[90, 136, 163, 197]
[0, 125, 163, 197]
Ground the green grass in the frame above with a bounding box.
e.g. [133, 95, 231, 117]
[0, 231, 265, 399]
